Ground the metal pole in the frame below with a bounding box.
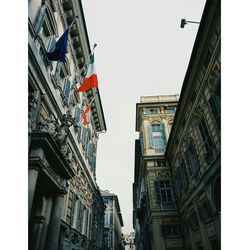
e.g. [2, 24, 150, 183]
[186, 20, 200, 24]
[79, 43, 97, 74]
[68, 16, 78, 30]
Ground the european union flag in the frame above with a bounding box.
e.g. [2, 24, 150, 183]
[47, 28, 69, 62]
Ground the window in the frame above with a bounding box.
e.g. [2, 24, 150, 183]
[198, 201, 213, 222]
[104, 211, 113, 227]
[148, 124, 167, 149]
[209, 84, 221, 131]
[199, 117, 213, 154]
[165, 106, 176, 114]
[70, 193, 79, 228]
[175, 161, 189, 196]
[77, 203, 84, 232]
[162, 224, 178, 236]
[82, 127, 89, 147]
[139, 132, 144, 154]
[184, 141, 200, 179]
[34, 4, 46, 33]
[92, 153, 96, 172]
[156, 159, 165, 167]
[87, 143, 93, 163]
[145, 108, 158, 114]
[74, 106, 82, 127]
[35, 2, 57, 49]
[63, 79, 72, 105]
[154, 181, 175, 209]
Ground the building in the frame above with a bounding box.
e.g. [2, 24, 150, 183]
[28, 0, 106, 249]
[133, 95, 180, 250]
[124, 232, 136, 250]
[101, 190, 125, 250]
[165, 0, 221, 249]
[133, 0, 220, 249]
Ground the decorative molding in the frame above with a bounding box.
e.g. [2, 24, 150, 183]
[155, 170, 171, 179]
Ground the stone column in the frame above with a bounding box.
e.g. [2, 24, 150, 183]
[45, 194, 65, 250]
[28, 168, 39, 219]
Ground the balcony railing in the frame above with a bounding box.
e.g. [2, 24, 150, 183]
[160, 202, 176, 210]
[155, 148, 165, 154]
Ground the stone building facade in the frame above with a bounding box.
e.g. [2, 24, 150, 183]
[133, 95, 180, 250]
[165, 0, 221, 249]
[101, 190, 125, 250]
[28, 0, 106, 249]
[124, 232, 136, 250]
[133, 0, 220, 250]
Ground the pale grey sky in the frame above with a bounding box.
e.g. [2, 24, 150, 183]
[82, 0, 206, 233]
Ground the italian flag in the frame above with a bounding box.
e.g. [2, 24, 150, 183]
[76, 55, 98, 93]
[83, 105, 91, 126]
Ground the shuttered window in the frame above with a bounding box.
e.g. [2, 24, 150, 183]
[199, 117, 213, 153]
[184, 141, 200, 179]
[63, 79, 71, 105]
[82, 127, 89, 146]
[148, 123, 167, 149]
[34, 4, 46, 33]
[209, 93, 221, 131]
[154, 181, 174, 209]
[74, 106, 81, 127]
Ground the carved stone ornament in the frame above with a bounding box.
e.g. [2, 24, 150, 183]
[37, 114, 58, 137]
[28, 91, 41, 132]
[156, 170, 171, 179]
[191, 106, 203, 125]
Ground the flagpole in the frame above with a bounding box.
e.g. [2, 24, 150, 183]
[68, 16, 78, 30]
[79, 43, 97, 76]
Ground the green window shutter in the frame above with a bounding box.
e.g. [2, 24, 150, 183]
[75, 106, 81, 126]
[87, 143, 93, 163]
[161, 123, 167, 146]
[82, 128, 89, 147]
[34, 4, 46, 33]
[64, 79, 71, 104]
[55, 62, 62, 84]
[147, 124, 153, 147]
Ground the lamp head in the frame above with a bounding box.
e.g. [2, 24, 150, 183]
[180, 19, 187, 28]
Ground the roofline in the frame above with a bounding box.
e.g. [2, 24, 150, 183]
[165, 0, 220, 158]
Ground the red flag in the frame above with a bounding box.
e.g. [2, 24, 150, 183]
[76, 55, 98, 93]
[83, 105, 91, 126]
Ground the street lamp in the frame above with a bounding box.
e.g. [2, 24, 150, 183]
[180, 18, 200, 28]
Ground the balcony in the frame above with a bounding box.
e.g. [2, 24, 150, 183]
[160, 202, 176, 210]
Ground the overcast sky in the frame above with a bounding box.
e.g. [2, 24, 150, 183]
[82, 0, 206, 233]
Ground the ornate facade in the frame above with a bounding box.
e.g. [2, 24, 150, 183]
[133, 95, 179, 250]
[28, 0, 106, 249]
[133, 0, 220, 249]
[165, 0, 221, 249]
[101, 190, 125, 250]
